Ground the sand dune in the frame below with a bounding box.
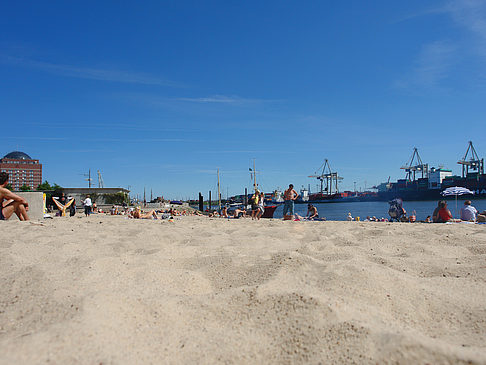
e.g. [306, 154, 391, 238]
[1, 216, 485, 364]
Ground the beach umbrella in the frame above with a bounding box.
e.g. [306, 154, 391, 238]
[441, 186, 474, 218]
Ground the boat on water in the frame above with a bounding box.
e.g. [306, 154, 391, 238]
[375, 142, 486, 201]
[230, 160, 278, 218]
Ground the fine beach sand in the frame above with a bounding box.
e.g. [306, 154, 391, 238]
[1, 215, 486, 364]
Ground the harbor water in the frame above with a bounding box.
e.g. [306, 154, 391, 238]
[272, 200, 486, 221]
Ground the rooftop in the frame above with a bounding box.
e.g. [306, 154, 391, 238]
[3, 151, 33, 160]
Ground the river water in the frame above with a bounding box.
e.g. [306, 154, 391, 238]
[272, 199, 486, 221]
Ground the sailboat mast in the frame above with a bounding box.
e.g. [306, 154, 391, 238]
[253, 159, 257, 191]
[217, 168, 221, 210]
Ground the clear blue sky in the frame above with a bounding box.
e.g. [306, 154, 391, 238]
[1, 0, 486, 199]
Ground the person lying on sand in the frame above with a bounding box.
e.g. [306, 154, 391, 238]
[129, 207, 158, 219]
[0, 172, 29, 221]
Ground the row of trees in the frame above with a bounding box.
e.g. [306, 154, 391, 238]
[7, 181, 129, 205]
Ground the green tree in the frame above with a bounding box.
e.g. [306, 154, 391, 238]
[36, 181, 63, 209]
[37, 181, 53, 191]
[5, 183, 13, 191]
[104, 192, 129, 205]
[20, 185, 32, 191]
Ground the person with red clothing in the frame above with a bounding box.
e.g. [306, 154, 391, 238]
[437, 201, 453, 222]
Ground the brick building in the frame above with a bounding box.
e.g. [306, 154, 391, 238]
[0, 151, 42, 190]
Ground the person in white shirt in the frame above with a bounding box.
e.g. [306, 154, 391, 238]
[83, 195, 92, 217]
[460, 200, 477, 222]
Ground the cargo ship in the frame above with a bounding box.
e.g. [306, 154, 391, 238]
[375, 142, 486, 201]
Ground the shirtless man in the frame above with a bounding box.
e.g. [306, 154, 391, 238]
[306, 204, 318, 219]
[0, 172, 30, 221]
[283, 184, 299, 218]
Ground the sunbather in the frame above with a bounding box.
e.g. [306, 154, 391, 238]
[129, 207, 158, 219]
[0, 172, 29, 221]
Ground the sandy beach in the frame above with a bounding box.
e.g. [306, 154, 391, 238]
[1, 215, 485, 364]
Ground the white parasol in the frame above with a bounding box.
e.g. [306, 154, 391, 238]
[441, 186, 475, 218]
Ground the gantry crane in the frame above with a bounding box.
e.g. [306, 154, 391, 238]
[308, 159, 343, 195]
[458, 141, 484, 177]
[401, 147, 428, 181]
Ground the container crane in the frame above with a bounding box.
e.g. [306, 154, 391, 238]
[401, 147, 428, 181]
[457, 141, 484, 177]
[308, 159, 343, 195]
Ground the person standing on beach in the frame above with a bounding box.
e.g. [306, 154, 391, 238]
[69, 199, 76, 217]
[83, 195, 92, 217]
[283, 184, 299, 218]
[250, 190, 260, 220]
[0, 172, 29, 221]
[256, 191, 265, 220]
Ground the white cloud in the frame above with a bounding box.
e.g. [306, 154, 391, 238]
[445, 0, 486, 41]
[395, 41, 456, 90]
[1, 55, 178, 86]
[174, 95, 265, 104]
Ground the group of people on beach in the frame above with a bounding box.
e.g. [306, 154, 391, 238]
[207, 184, 323, 221]
[3, 168, 486, 224]
[430, 200, 486, 223]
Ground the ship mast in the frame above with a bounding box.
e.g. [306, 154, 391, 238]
[97, 170, 104, 188]
[217, 168, 221, 210]
[458, 141, 484, 177]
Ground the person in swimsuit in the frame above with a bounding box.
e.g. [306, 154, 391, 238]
[437, 201, 453, 222]
[0, 172, 30, 221]
[283, 184, 299, 218]
[306, 204, 319, 219]
[129, 207, 158, 219]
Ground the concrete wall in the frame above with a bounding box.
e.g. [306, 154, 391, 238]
[16, 192, 44, 220]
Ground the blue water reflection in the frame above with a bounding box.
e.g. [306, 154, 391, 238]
[272, 200, 486, 221]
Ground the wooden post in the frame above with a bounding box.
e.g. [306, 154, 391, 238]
[198, 193, 203, 211]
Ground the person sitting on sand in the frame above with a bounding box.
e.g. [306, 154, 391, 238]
[477, 211, 486, 222]
[432, 200, 445, 223]
[306, 204, 319, 220]
[0, 172, 30, 221]
[460, 200, 477, 222]
[221, 206, 229, 218]
[233, 208, 246, 219]
[347, 212, 353, 221]
[436, 201, 453, 223]
[129, 207, 158, 219]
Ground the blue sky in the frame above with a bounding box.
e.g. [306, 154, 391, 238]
[1, 0, 486, 199]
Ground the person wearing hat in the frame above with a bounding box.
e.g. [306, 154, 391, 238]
[306, 203, 319, 220]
